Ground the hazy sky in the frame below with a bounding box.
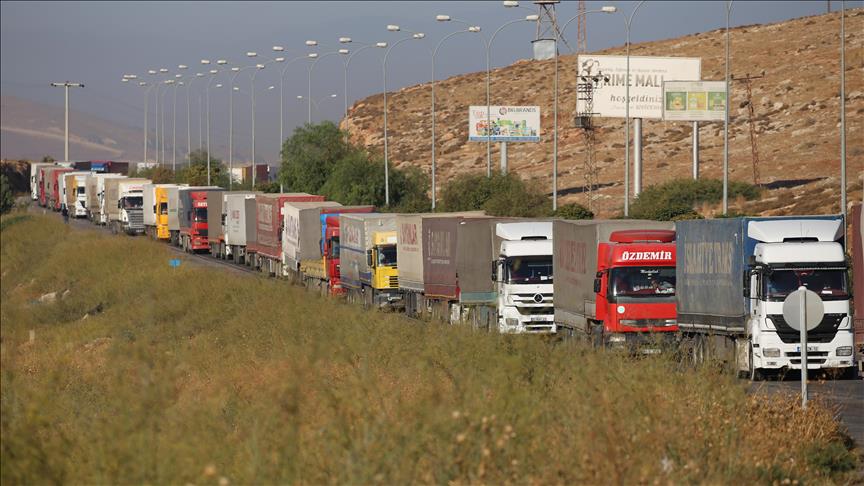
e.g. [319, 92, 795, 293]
[0, 1, 848, 163]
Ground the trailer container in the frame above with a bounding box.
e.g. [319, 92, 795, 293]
[676, 215, 854, 379]
[301, 206, 376, 294]
[30, 162, 55, 201]
[852, 204, 863, 369]
[47, 167, 72, 210]
[553, 220, 677, 346]
[86, 173, 123, 222]
[224, 193, 259, 264]
[177, 187, 224, 252]
[62, 172, 90, 217]
[208, 191, 257, 258]
[247, 193, 325, 275]
[281, 201, 342, 275]
[395, 212, 486, 316]
[89, 160, 130, 174]
[340, 213, 403, 308]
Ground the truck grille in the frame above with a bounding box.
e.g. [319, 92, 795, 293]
[196, 228, 208, 237]
[768, 313, 845, 344]
[514, 293, 553, 305]
[388, 276, 399, 288]
[128, 210, 143, 229]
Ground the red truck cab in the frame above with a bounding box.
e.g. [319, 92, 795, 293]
[594, 230, 678, 336]
[324, 216, 344, 293]
[185, 191, 210, 252]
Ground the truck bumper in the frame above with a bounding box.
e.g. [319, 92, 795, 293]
[752, 331, 855, 371]
[499, 307, 556, 334]
[374, 289, 403, 309]
[603, 331, 678, 354]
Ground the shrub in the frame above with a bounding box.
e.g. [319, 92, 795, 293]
[630, 178, 760, 220]
[0, 174, 14, 215]
[438, 172, 551, 217]
[553, 203, 593, 220]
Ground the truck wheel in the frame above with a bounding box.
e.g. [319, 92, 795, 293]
[748, 345, 763, 381]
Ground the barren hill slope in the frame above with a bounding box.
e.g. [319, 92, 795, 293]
[342, 9, 863, 216]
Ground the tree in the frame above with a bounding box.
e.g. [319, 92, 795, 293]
[41, 155, 54, 164]
[279, 122, 350, 194]
[130, 165, 175, 183]
[553, 203, 593, 220]
[176, 149, 229, 187]
[0, 174, 15, 214]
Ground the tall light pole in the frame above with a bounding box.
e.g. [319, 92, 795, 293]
[148, 69, 162, 165]
[339, 38, 387, 143]
[178, 64, 191, 163]
[170, 76, 180, 171]
[839, 0, 847, 217]
[486, 15, 538, 177]
[307, 47, 346, 124]
[432, 16, 482, 209]
[383, 25, 426, 207]
[123, 75, 149, 164]
[205, 64, 225, 185]
[158, 68, 169, 166]
[230, 65, 255, 190]
[277, 52, 318, 154]
[556, 6, 617, 211]
[297, 93, 338, 121]
[618, 1, 647, 216]
[246, 52, 284, 189]
[723, 1, 733, 215]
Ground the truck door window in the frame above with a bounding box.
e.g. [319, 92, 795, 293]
[506, 256, 553, 284]
[192, 208, 207, 221]
[330, 237, 340, 259]
[377, 244, 397, 266]
[159, 202, 168, 215]
[764, 269, 848, 301]
[609, 267, 675, 299]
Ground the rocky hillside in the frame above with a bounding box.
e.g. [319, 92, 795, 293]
[342, 9, 863, 217]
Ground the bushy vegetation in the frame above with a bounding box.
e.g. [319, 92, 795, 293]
[0, 174, 14, 214]
[280, 122, 429, 211]
[630, 178, 761, 220]
[1, 214, 855, 484]
[438, 172, 592, 219]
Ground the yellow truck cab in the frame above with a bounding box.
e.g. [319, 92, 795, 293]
[370, 231, 399, 291]
[155, 186, 171, 239]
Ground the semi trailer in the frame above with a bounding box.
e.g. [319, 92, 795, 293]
[340, 213, 402, 309]
[62, 172, 90, 217]
[86, 173, 124, 222]
[207, 191, 257, 258]
[302, 206, 376, 294]
[30, 162, 55, 201]
[248, 194, 325, 275]
[553, 220, 678, 347]
[852, 204, 863, 370]
[675, 215, 855, 379]
[281, 201, 344, 285]
[46, 167, 72, 210]
[224, 193, 258, 264]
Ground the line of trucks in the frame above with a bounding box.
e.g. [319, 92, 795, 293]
[30, 162, 864, 379]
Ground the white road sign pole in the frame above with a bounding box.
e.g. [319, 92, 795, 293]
[799, 285, 808, 408]
[692, 121, 699, 180]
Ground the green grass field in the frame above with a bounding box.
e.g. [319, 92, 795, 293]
[1, 213, 857, 484]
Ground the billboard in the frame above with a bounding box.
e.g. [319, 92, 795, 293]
[469, 105, 540, 142]
[575, 55, 701, 119]
[663, 81, 727, 121]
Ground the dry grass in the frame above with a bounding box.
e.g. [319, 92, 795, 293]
[1, 213, 857, 484]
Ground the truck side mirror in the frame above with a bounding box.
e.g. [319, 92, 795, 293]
[491, 261, 497, 282]
[594, 278, 602, 294]
[366, 249, 373, 267]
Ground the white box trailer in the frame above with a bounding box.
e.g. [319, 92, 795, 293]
[281, 201, 342, 275]
[224, 193, 259, 263]
[30, 162, 55, 200]
[95, 174, 127, 224]
[105, 178, 151, 234]
[62, 172, 90, 217]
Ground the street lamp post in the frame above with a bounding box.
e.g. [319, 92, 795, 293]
[383, 26, 425, 207]
[486, 15, 538, 176]
[339, 39, 387, 143]
[246, 52, 284, 189]
[556, 6, 617, 211]
[432, 16, 482, 209]
[297, 93, 338, 121]
[839, 0, 847, 217]
[230, 65, 255, 190]
[307, 48, 346, 124]
[158, 68, 169, 166]
[205, 67, 222, 185]
[620, 1, 647, 217]
[723, 1, 733, 215]
[277, 53, 318, 153]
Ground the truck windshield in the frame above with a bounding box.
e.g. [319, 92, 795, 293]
[193, 208, 207, 221]
[122, 196, 143, 209]
[609, 267, 675, 299]
[506, 256, 553, 284]
[763, 269, 848, 301]
[77, 187, 86, 195]
[377, 244, 397, 266]
[329, 237, 340, 259]
[158, 202, 168, 215]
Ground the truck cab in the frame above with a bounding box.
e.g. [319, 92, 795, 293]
[495, 222, 555, 334]
[155, 187, 172, 239]
[594, 230, 678, 342]
[324, 216, 343, 292]
[368, 231, 400, 298]
[183, 192, 210, 252]
[71, 175, 89, 217]
[744, 219, 853, 376]
[117, 186, 145, 235]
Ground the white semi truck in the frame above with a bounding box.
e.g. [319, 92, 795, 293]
[104, 177, 151, 235]
[676, 215, 855, 379]
[494, 222, 555, 334]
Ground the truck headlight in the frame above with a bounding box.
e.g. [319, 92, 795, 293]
[763, 348, 781, 358]
[836, 346, 852, 357]
[505, 318, 519, 327]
